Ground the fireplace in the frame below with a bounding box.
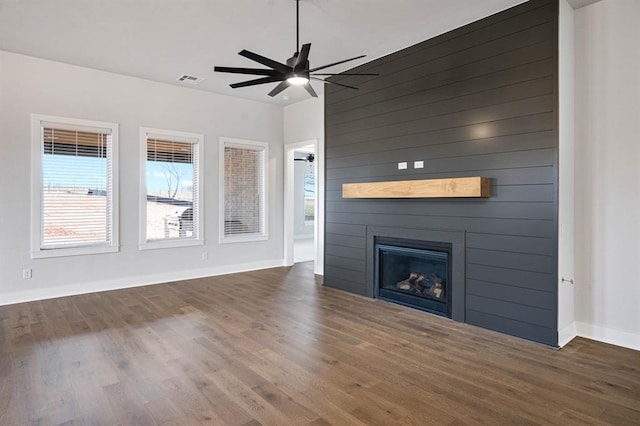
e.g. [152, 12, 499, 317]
[366, 226, 465, 322]
[375, 237, 452, 317]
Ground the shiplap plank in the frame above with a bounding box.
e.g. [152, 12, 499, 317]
[466, 264, 555, 292]
[467, 279, 555, 309]
[465, 233, 555, 256]
[325, 200, 554, 221]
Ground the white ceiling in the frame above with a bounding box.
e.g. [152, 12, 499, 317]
[0, 0, 531, 106]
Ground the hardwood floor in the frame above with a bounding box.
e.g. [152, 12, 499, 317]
[1, 262, 639, 425]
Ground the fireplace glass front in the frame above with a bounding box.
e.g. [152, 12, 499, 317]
[375, 238, 451, 317]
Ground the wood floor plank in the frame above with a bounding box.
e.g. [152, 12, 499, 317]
[0, 262, 639, 425]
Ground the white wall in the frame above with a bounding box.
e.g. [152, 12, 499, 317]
[558, 0, 577, 347]
[0, 51, 284, 305]
[574, 0, 640, 350]
[284, 97, 325, 275]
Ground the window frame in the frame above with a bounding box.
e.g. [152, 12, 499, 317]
[219, 137, 269, 244]
[139, 127, 204, 250]
[30, 114, 119, 259]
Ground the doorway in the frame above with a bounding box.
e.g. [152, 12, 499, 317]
[284, 140, 317, 267]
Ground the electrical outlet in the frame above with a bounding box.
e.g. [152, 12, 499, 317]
[414, 160, 424, 169]
[22, 269, 32, 279]
[202, 251, 208, 260]
[398, 162, 407, 170]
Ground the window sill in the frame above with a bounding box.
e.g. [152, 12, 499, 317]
[31, 244, 119, 259]
[219, 234, 269, 244]
[140, 238, 204, 251]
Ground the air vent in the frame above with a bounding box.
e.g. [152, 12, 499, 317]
[177, 74, 204, 85]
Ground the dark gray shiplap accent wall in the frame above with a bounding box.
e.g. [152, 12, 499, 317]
[324, 0, 559, 346]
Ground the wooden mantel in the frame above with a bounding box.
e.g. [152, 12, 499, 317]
[342, 177, 490, 199]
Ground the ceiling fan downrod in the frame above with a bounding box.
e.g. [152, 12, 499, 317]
[296, 0, 300, 55]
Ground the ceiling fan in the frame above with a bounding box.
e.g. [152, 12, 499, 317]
[294, 153, 314, 163]
[214, 0, 377, 98]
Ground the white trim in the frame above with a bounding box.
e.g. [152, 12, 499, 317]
[0, 258, 285, 307]
[283, 140, 317, 267]
[31, 245, 119, 259]
[139, 238, 204, 251]
[219, 137, 269, 244]
[30, 117, 41, 258]
[112, 120, 120, 253]
[558, 321, 578, 347]
[38, 121, 113, 135]
[30, 114, 119, 259]
[557, 0, 576, 351]
[576, 322, 640, 351]
[314, 131, 324, 276]
[139, 127, 204, 250]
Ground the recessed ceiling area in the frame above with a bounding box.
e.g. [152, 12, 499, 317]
[0, 0, 531, 106]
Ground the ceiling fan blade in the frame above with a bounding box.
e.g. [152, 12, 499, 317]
[303, 82, 318, 98]
[311, 72, 378, 76]
[294, 43, 311, 72]
[215, 66, 279, 76]
[268, 81, 291, 97]
[309, 55, 366, 73]
[231, 76, 284, 89]
[238, 50, 291, 74]
[311, 77, 359, 90]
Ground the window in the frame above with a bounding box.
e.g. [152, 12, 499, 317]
[31, 114, 118, 258]
[220, 138, 268, 243]
[304, 169, 315, 222]
[140, 127, 203, 249]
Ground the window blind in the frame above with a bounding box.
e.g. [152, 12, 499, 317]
[224, 144, 266, 237]
[40, 126, 113, 249]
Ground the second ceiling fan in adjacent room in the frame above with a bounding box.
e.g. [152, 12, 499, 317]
[214, 0, 377, 98]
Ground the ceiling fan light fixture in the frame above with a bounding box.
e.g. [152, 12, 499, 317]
[287, 74, 309, 85]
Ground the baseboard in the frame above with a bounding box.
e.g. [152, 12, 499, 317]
[558, 321, 578, 348]
[576, 321, 640, 351]
[558, 321, 578, 347]
[1, 258, 285, 307]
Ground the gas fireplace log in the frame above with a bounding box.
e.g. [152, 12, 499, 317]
[396, 271, 445, 299]
[396, 272, 420, 290]
[430, 282, 444, 298]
